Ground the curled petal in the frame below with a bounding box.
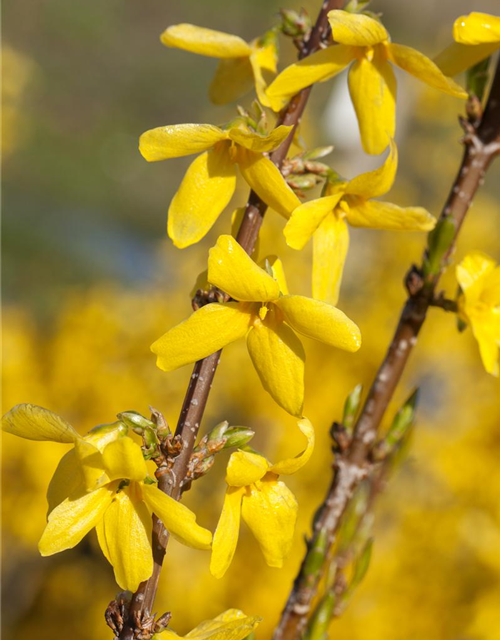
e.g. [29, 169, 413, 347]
[161, 609, 261, 640]
[39, 485, 115, 556]
[284, 193, 343, 250]
[250, 41, 278, 107]
[434, 41, 499, 77]
[228, 125, 293, 153]
[141, 483, 212, 550]
[210, 488, 244, 579]
[471, 314, 500, 377]
[247, 314, 305, 417]
[139, 124, 227, 161]
[209, 58, 255, 105]
[453, 12, 500, 46]
[270, 417, 315, 476]
[102, 437, 148, 483]
[47, 449, 85, 514]
[152, 302, 251, 372]
[265, 45, 354, 112]
[345, 198, 436, 231]
[168, 147, 237, 248]
[345, 138, 397, 199]
[226, 451, 269, 487]
[275, 295, 361, 352]
[241, 477, 297, 568]
[74, 438, 108, 492]
[265, 256, 289, 295]
[161, 24, 252, 58]
[328, 10, 389, 46]
[237, 148, 301, 218]
[348, 50, 396, 156]
[456, 251, 497, 306]
[2, 404, 79, 443]
[96, 486, 153, 591]
[312, 213, 349, 306]
[388, 43, 467, 98]
[208, 235, 280, 302]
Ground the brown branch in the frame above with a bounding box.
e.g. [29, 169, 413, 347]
[273, 60, 500, 640]
[114, 2, 345, 638]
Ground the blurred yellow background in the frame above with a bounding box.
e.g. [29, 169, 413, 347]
[2, 1, 500, 639]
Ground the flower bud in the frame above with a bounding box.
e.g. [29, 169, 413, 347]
[222, 427, 255, 449]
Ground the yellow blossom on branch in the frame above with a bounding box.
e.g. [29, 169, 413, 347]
[456, 252, 500, 377]
[285, 140, 436, 305]
[139, 122, 300, 248]
[154, 609, 261, 640]
[2, 404, 212, 591]
[435, 12, 500, 77]
[266, 10, 467, 154]
[161, 24, 278, 106]
[151, 235, 361, 416]
[210, 418, 314, 578]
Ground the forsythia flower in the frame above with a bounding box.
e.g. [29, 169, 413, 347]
[266, 10, 467, 154]
[139, 122, 300, 248]
[151, 235, 361, 417]
[2, 404, 212, 591]
[456, 252, 500, 377]
[154, 609, 261, 640]
[161, 24, 278, 106]
[285, 140, 436, 305]
[210, 418, 314, 578]
[435, 12, 500, 77]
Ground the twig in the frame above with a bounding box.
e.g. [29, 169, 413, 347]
[114, 2, 345, 638]
[273, 59, 500, 640]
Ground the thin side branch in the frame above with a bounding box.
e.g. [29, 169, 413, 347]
[273, 59, 500, 640]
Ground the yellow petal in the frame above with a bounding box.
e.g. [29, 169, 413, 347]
[228, 124, 293, 153]
[209, 58, 255, 105]
[226, 451, 270, 487]
[183, 608, 261, 640]
[265, 256, 289, 295]
[2, 404, 79, 443]
[328, 10, 388, 46]
[237, 148, 301, 218]
[434, 41, 499, 77]
[284, 193, 344, 250]
[74, 438, 109, 491]
[456, 251, 496, 293]
[482, 267, 500, 306]
[152, 302, 251, 372]
[161, 24, 252, 58]
[270, 417, 315, 476]
[453, 12, 500, 45]
[39, 485, 115, 556]
[250, 42, 278, 106]
[208, 235, 280, 302]
[141, 483, 212, 550]
[345, 138, 397, 199]
[265, 45, 354, 112]
[247, 314, 305, 417]
[348, 50, 396, 156]
[345, 197, 436, 231]
[388, 43, 467, 98]
[241, 476, 297, 567]
[96, 485, 153, 591]
[471, 314, 500, 377]
[312, 213, 349, 306]
[275, 295, 361, 352]
[102, 437, 148, 483]
[168, 147, 237, 248]
[47, 449, 85, 514]
[210, 488, 244, 579]
[139, 124, 227, 162]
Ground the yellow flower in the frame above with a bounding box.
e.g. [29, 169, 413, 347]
[285, 140, 436, 305]
[161, 24, 278, 107]
[456, 252, 500, 377]
[435, 12, 500, 77]
[139, 122, 300, 248]
[210, 418, 314, 578]
[151, 235, 361, 416]
[154, 609, 261, 640]
[2, 404, 212, 591]
[266, 10, 467, 155]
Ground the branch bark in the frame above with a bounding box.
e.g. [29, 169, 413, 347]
[273, 60, 500, 640]
[115, 1, 345, 637]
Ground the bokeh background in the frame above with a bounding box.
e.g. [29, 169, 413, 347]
[3, 1, 500, 639]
